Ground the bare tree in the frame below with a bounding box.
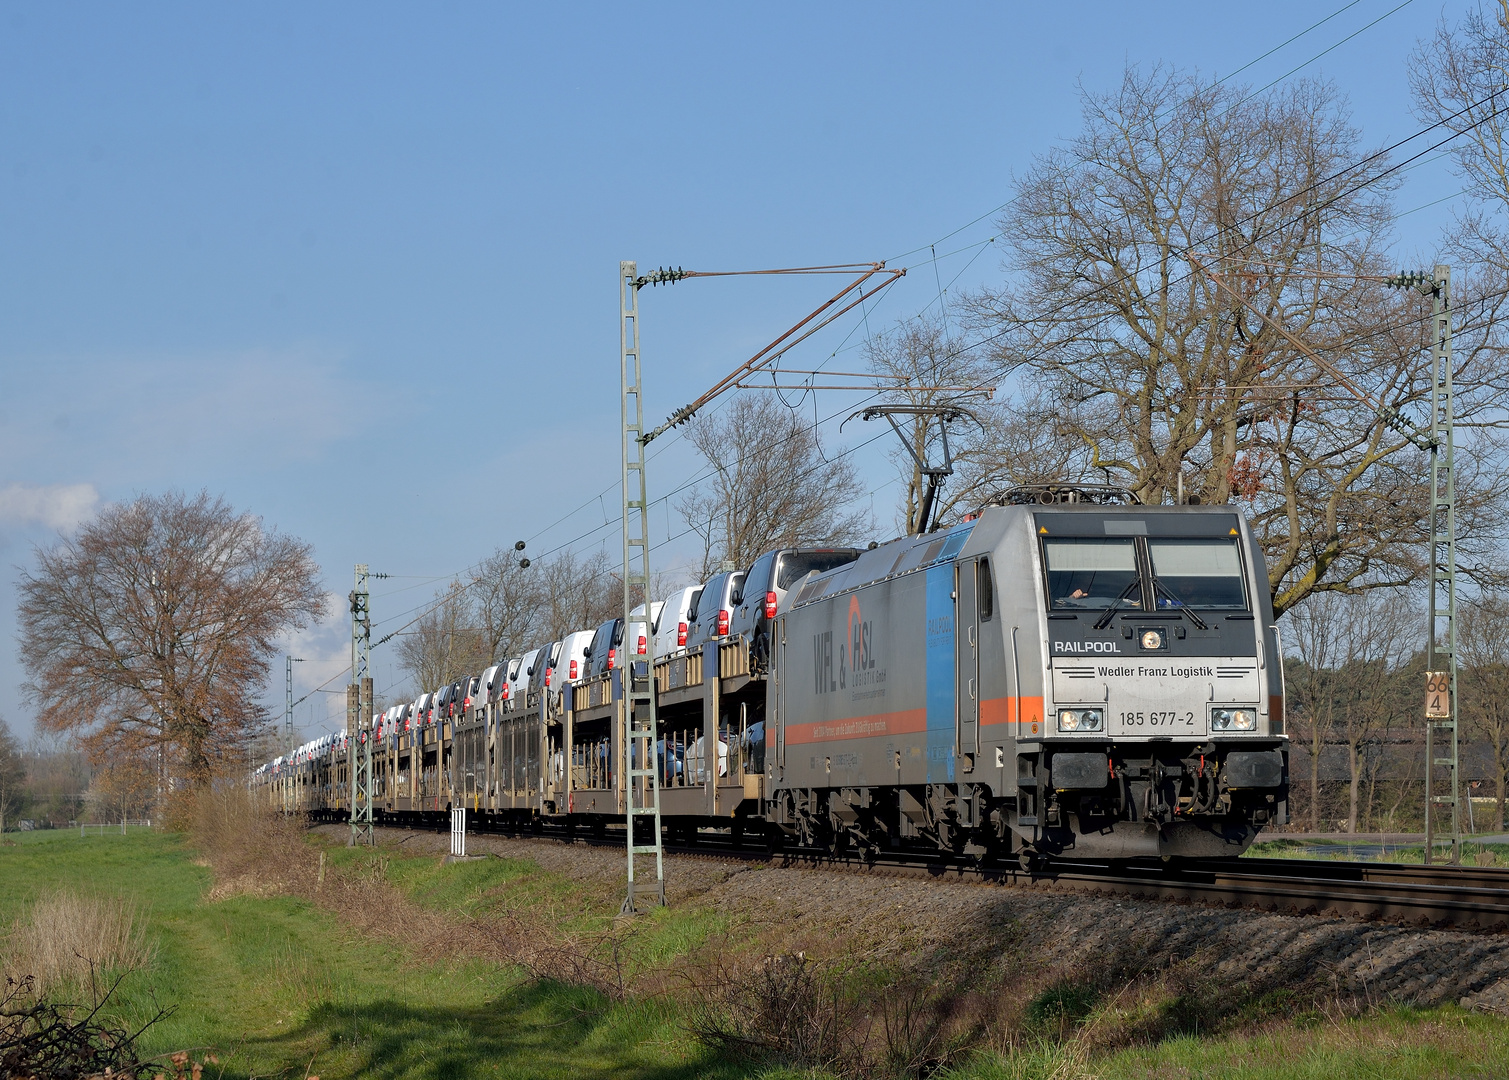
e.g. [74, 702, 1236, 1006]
[1284, 607, 1338, 831]
[87, 750, 156, 824]
[966, 65, 1509, 615]
[471, 548, 544, 662]
[1460, 593, 1509, 830]
[21, 733, 90, 827]
[1331, 594, 1415, 833]
[392, 548, 622, 696]
[534, 549, 620, 641]
[0, 720, 25, 834]
[1287, 591, 1418, 833]
[677, 394, 870, 579]
[395, 583, 488, 695]
[17, 491, 324, 787]
[1411, 2, 1509, 272]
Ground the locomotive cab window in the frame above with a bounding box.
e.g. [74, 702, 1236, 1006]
[1043, 538, 1140, 610]
[1147, 538, 1247, 609]
[977, 558, 994, 621]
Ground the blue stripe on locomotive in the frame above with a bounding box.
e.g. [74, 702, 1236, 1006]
[925, 563, 954, 783]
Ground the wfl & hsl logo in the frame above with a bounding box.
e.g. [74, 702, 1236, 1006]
[814, 595, 883, 694]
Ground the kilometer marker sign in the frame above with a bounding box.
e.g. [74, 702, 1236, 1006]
[1425, 671, 1452, 719]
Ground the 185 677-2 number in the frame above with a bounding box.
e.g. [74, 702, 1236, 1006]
[1118, 711, 1195, 728]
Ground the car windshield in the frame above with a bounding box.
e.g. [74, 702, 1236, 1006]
[778, 551, 857, 590]
[1043, 538, 1140, 610]
[1147, 539, 1247, 609]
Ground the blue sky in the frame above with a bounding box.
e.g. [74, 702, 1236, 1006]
[0, 1, 1467, 740]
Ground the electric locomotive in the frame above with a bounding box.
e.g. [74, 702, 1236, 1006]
[767, 494, 1287, 861]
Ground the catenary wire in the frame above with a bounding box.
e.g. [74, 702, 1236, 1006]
[338, 8, 1482, 683]
[510, 1, 1418, 560]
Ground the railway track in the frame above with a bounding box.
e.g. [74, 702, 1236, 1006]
[1026, 856, 1509, 931]
[766, 849, 1509, 931]
[363, 819, 1509, 931]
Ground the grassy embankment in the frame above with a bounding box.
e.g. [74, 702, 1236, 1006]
[0, 827, 735, 1079]
[2, 824, 1509, 1078]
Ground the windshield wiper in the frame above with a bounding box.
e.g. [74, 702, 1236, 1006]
[1092, 580, 1144, 629]
[1151, 575, 1208, 629]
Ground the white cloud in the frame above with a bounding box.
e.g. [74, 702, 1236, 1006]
[0, 483, 100, 531]
[273, 591, 358, 736]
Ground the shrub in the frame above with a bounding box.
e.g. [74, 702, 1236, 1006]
[688, 952, 969, 1079]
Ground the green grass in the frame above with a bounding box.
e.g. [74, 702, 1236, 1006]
[0, 829, 744, 1079]
[321, 841, 728, 976]
[930, 1008, 1509, 1079]
[1246, 837, 1507, 865]
[1053, 1007, 1509, 1079]
[6, 827, 1509, 1079]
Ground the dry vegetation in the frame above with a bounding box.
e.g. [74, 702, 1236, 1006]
[677, 916, 1347, 1078]
[5, 891, 153, 998]
[0, 878, 175, 1079]
[191, 787, 646, 997]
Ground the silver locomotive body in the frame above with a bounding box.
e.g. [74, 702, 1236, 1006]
[768, 503, 1287, 860]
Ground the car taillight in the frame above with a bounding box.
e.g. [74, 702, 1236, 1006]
[569, 659, 578, 679]
[637, 634, 647, 654]
[463, 696, 471, 709]
[501, 685, 509, 700]
[607, 648, 616, 670]
[718, 609, 729, 635]
[545, 670, 552, 688]
[765, 590, 777, 619]
[678, 621, 687, 646]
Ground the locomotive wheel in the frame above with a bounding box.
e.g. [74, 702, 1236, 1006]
[1018, 850, 1046, 873]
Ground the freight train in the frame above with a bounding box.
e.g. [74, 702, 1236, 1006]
[258, 488, 1288, 863]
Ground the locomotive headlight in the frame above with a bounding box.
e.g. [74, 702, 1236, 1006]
[1210, 707, 1257, 732]
[1058, 708, 1104, 732]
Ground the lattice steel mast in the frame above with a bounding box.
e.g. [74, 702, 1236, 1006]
[348, 563, 374, 846]
[619, 261, 665, 912]
[614, 257, 907, 911]
[1416, 266, 1459, 865]
[284, 655, 302, 812]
